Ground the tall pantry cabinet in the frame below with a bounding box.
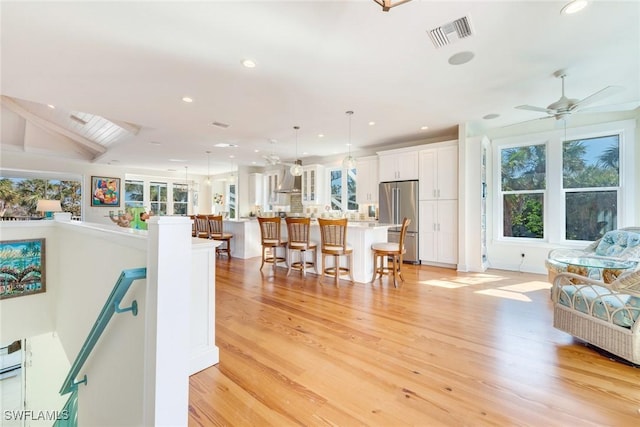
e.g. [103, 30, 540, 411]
[418, 141, 458, 266]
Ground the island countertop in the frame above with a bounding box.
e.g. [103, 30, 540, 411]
[220, 218, 394, 283]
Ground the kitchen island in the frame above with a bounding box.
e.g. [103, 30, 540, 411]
[222, 218, 395, 283]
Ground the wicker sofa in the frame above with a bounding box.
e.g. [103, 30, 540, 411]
[551, 269, 640, 364]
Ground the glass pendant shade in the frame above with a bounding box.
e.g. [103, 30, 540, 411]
[342, 155, 356, 169]
[342, 111, 356, 169]
[290, 161, 303, 176]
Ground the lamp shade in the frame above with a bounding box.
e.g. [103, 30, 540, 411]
[36, 199, 62, 213]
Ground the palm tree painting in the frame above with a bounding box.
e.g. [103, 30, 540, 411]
[0, 238, 46, 299]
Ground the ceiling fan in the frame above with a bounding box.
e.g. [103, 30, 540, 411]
[515, 70, 621, 122]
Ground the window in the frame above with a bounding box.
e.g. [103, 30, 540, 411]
[493, 119, 635, 244]
[124, 180, 144, 209]
[0, 175, 82, 219]
[227, 183, 236, 219]
[563, 135, 619, 241]
[500, 144, 546, 238]
[172, 183, 188, 215]
[150, 182, 167, 215]
[328, 167, 357, 211]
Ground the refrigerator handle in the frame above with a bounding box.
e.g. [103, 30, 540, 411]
[395, 187, 400, 224]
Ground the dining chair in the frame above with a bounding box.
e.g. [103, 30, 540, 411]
[285, 217, 317, 276]
[207, 215, 233, 258]
[371, 217, 411, 287]
[317, 217, 354, 287]
[257, 216, 288, 271]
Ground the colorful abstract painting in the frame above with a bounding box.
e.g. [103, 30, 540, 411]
[0, 238, 46, 299]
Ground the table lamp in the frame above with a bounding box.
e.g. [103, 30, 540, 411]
[36, 199, 62, 219]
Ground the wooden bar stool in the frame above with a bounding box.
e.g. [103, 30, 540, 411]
[285, 217, 317, 276]
[208, 215, 233, 258]
[194, 215, 210, 239]
[257, 216, 288, 272]
[371, 217, 410, 287]
[318, 218, 354, 287]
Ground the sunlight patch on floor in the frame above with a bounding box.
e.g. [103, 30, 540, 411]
[418, 279, 468, 289]
[500, 281, 551, 293]
[475, 288, 532, 302]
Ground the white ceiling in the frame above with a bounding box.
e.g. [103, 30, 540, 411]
[1, 0, 639, 176]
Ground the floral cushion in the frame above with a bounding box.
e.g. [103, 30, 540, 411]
[558, 284, 640, 328]
[595, 230, 640, 257]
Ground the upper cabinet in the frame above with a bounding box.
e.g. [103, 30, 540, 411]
[248, 173, 263, 206]
[302, 164, 324, 205]
[356, 156, 378, 204]
[378, 150, 419, 182]
[419, 143, 458, 201]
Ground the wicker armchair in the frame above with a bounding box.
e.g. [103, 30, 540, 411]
[551, 269, 640, 364]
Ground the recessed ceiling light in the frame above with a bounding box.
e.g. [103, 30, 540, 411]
[47, 104, 55, 109]
[303, 152, 308, 155]
[420, 126, 429, 130]
[483, 113, 500, 120]
[241, 59, 256, 68]
[369, 121, 376, 126]
[168, 169, 177, 172]
[149, 141, 162, 145]
[214, 143, 238, 148]
[229, 155, 235, 159]
[346, 143, 352, 147]
[182, 97, 193, 103]
[318, 134, 324, 138]
[169, 158, 187, 162]
[252, 161, 257, 165]
[254, 149, 260, 153]
[448, 51, 475, 66]
[561, 0, 588, 15]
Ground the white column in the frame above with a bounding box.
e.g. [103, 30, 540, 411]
[143, 216, 191, 426]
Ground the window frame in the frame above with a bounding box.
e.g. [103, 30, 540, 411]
[326, 166, 358, 212]
[492, 119, 635, 246]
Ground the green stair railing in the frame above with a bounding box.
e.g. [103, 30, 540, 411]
[59, 267, 147, 396]
[52, 389, 78, 427]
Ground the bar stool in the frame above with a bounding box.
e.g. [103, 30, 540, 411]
[208, 215, 233, 258]
[194, 215, 210, 239]
[371, 217, 410, 288]
[257, 216, 288, 271]
[285, 217, 317, 276]
[318, 218, 354, 287]
[189, 215, 197, 237]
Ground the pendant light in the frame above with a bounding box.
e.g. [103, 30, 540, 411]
[205, 151, 211, 186]
[290, 125, 303, 176]
[342, 111, 356, 169]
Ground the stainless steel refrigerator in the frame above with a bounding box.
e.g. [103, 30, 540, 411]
[378, 180, 419, 263]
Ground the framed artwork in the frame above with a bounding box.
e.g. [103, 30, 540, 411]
[91, 176, 120, 207]
[0, 238, 46, 300]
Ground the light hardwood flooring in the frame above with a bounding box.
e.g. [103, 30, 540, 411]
[189, 259, 640, 426]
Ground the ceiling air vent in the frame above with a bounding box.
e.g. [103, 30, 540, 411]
[69, 114, 88, 125]
[428, 16, 472, 48]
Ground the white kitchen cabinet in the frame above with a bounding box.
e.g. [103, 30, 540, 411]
[356, 156, 378, 204]
[419, 144, 458, 201]
[378, 151, 418, 181]
[419, 200, 458, 265]
[263, 170, 280, 208]
[302, 164, 324, 205]
[248, 173, 263, 206]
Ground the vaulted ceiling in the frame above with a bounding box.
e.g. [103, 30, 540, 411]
[1, 1, 638, 175]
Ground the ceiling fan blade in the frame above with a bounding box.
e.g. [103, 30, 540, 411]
[573, 86, 623, 110]
[579, 100, 640, 113]
[515, 104, 553, 114]
[503, 115, 553, 128]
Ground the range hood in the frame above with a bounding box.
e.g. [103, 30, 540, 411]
[275, 161, 302, 194]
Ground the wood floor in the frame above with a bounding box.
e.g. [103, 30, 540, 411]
[189, 259, 640, 426]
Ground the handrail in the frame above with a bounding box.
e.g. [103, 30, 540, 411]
[53, 389, 78, 427]
[59, 267, 147, 395]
